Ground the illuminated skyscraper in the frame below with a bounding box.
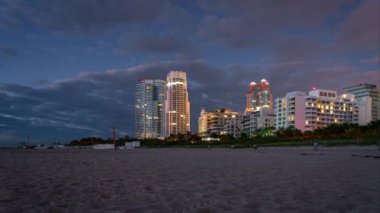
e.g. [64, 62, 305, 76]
[135, 79, 166, 139]
[165, 71, 190, 136]
[246, 79, 273, 112]
[243, 79, 274, 137]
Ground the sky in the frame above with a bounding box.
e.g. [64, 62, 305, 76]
[0, 0, 379, 146]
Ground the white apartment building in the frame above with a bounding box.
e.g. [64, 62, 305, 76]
[225, 114, 243, 138]
[198, 108, 241, 137]
[275, 89, 359, 131]
[242, 107, 275, 137]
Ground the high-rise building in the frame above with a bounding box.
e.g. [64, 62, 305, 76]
[343, 83, 379, 124]
[275, 89, 359, 131]
[242, 79, 275, 137]
[246, 79, 273, 112]
[135, 79, 166, 139]
[165, 71, 190, 136]
[198, 108, 241, 137]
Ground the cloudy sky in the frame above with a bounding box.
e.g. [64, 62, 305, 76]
[0, 0, 379, 146]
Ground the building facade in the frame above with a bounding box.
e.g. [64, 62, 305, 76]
[246, 79, 273, 112]
[135, 79, 166, 139]
[242, 108, 275, 137]
[165, 71, 190, 136]
[225, 114, 243, 138]
[343, 83, 379, 125]
[275, 89, 359, 131]
[198, 108, 241, 137]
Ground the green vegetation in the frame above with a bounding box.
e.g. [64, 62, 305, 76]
[66, 121, 380, 148]
[67, 135, 130, 146]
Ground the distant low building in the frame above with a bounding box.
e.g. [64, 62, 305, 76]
[198, 107, 241, 137]
[275, 89, 359, 131]
[125, 141, 140, 149]
[225, 114, 243, 138]
[92, 144, 114, 150]
[242, 107, 275, 137]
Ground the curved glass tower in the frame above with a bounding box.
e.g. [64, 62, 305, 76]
[165, 71, 190, 136]
[135, 79, 166, 139]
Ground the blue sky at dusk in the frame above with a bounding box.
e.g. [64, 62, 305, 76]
[0, 0, 379, 145]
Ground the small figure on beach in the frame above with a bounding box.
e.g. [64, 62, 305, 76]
[313, 142, 319, 150]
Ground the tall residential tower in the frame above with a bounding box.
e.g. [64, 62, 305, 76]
[165, 71, 190, 136]
[135, 79, 166, 139]
[243, 79, 275, 137]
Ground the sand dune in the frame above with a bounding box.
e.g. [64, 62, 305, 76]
[0, 147, 379, 212]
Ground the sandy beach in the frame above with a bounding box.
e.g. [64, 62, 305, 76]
[0, 147, 379, 212]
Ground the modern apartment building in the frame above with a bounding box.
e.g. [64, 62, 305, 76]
[225, 114, 243, 138]
[343, 83, 379, 125]
[246, 79, 273, 112]
[275, 89, 359, 131]
[198, 108, 241, 137]
[135, 79, 166, 139]
[165, 71, 190, 136]
[242, 108, 275, 137]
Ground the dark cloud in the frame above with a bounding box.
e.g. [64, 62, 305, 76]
[267, 37, 324, 62]
[0, 0, 167, 34]
[197, 0, 355, 48]
[336, 0, 380, 51]
[116, 31, 199, 59]
[0, 47, 18, 65]
[0, 47, 17, 57]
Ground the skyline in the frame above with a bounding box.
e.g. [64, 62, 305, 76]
[0, 0, 379, 145]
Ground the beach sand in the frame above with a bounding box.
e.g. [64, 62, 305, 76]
[0, 147, 379, 212]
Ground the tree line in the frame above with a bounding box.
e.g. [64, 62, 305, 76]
[67, 120, 379, 147]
